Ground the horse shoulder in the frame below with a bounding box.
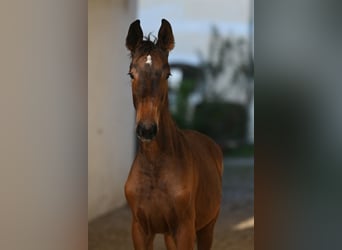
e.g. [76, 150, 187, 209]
[182, 130, 223, 174]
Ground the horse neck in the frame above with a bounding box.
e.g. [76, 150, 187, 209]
[157, 105, 178, 146]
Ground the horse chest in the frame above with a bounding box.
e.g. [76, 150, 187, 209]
[126, 166, 191, 233]
[134, 173, 184, 209]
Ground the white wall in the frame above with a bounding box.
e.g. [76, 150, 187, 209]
[88, 0, 136, 220]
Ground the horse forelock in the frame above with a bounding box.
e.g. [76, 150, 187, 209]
[135, 41, 156, 56]
[133, 34, 165, 58]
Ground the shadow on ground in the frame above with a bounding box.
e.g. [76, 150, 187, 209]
[89, 157, 254, 250]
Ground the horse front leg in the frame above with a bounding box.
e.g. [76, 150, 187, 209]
[164, 233, 177, 250]
[174, 218, 196, 250]
[131, 220, 155, 250]
[196, 212, 219, 250]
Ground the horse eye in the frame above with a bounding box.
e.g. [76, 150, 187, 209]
[128, 72, 134, 79]
[166, 73, 171, 79]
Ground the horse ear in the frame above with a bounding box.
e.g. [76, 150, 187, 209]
[156, 19, 175, 52]
[126, 20, 143, 52]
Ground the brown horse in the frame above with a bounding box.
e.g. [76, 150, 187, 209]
[124, 19, 223, 250]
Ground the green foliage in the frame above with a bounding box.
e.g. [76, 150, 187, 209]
[169, 24, 253, 150]
[223, 144, 254, 157]
[171, 78, 197, 129]
[192, 101, 247, 142]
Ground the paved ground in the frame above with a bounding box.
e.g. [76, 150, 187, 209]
[89, 157, 254, 250]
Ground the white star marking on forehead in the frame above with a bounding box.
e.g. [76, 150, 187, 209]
[145, 54, 152, 65]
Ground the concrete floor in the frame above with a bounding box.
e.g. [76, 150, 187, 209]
[89, 158, 254, 250]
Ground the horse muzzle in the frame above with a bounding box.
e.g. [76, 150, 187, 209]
[136, 122, 158, 141]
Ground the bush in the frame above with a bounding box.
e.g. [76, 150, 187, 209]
[192, 101, 247, 144]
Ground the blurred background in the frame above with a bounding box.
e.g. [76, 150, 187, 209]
[89, 0, 254, 249]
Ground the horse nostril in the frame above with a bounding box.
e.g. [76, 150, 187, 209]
[136, 122, 158, 141]
[136, 123, 144, 138]
[150, 124, 157, 136]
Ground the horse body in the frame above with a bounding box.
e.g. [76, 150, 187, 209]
[124, 19, 223, 250]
